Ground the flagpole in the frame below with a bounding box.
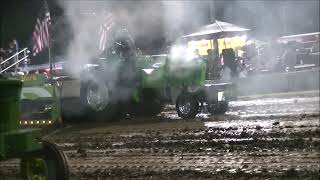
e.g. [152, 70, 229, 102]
[46, 0, 54, 88]
[48, 33, 52, 82]
[45, 0, 53, 83]
[45, 0, 61, 124]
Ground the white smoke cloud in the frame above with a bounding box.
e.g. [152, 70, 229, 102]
[162, 1, 185, 41]
[56, 1, 199, 78]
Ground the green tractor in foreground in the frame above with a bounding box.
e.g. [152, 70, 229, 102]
[78, 29, 236, 121]
[18, 73, 62, 126]
[0, 77, 69, 180]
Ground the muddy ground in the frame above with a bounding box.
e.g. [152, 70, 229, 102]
[1, 92, 319, 179]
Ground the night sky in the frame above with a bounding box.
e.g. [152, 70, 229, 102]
[0, 0, 319, 57]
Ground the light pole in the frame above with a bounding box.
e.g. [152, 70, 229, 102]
[209, 1, 219, 58]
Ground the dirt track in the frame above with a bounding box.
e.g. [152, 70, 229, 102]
[1, 92, 319, 179]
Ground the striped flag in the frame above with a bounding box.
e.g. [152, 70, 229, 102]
[32, 0, 51, 56]
[99, 13, 115, 51]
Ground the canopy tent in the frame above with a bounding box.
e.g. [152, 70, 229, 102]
[183, 20, 250, 39]
[182, 20, 250, 55]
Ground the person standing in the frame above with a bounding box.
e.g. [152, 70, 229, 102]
[12, 39, 19, 72]
[6, 39, 19, 72]
[282, 41, 297, 71]
[194, 49, 200, 59]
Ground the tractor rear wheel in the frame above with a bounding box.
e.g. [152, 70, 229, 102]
[80, 80, 121, 122]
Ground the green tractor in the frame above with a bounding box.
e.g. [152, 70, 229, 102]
[12, 28, 235, 123]
[0, 77, 69, 180]
[78, 29, 236, 120]
[18, 73, 62, 126]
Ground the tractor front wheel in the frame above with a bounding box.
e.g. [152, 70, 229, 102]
[176, 92, 199, 119]
[21, 141, 69, 180]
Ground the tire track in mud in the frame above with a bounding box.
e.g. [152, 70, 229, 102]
[52, 115, 319, 179]
[1, 95, 320, 179]
[2, 115, 319, 179]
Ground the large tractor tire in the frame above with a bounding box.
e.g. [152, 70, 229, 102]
[208, 101, 229, 115]
[80, 80, 120, 122]
[60, 98, 88, 123]
[176, 92, 199, 119]
[130, 89, 164, 117]
[21, 141, 69, 180]
[81, 80, 111, 112]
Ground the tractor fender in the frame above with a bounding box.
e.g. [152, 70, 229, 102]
[169, 86, 201, 104]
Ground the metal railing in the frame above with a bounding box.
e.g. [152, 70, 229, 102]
[0, 48, 30, 74]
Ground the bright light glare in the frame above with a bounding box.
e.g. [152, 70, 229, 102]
[240, 35, 247, 41]
[170, 45, 185, 60]
[186, 50, 195, 61]
[170, 45, 194, 62]
[142, 69, 154, 74]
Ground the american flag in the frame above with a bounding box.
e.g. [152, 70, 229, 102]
[99, 13, 115, 51]
[32, 0, 51, 56]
